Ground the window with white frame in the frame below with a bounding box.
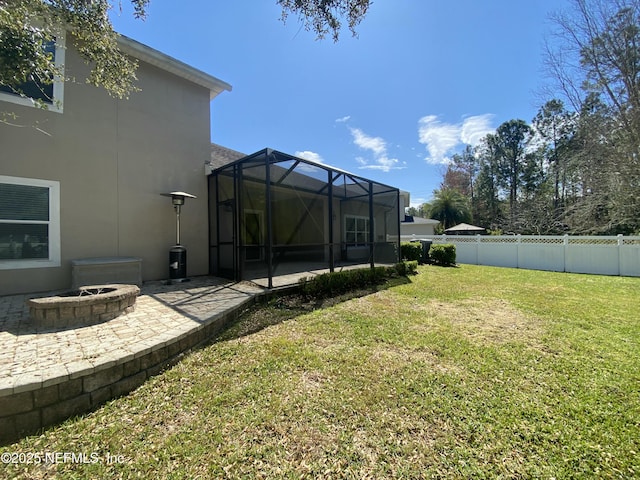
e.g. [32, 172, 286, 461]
[0, 33, 65, 113]
[0, 176, 61, 269]
[344, 215, 370, 247]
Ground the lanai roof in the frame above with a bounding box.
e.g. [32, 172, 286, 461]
[212, 148, 399, 201]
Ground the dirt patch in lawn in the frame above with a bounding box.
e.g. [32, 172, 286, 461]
[423, 297, 546, 347]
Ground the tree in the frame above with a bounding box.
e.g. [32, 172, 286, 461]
[406, 202, 431, 219]
[547, 0, 640, 234]
[444, 145, 478, 198]
[428, 188, 472, 230]
[515, 149, 553, 234]
[277, 0, 371, 41]
[474, 134, 504, 229]
[440, 164, 470, 196]
[493, 119, 532, 228]
[0, 0, 371, 103]
[0, 0, 151, 101]
[532, 99, 577, 213]
[566, 93, 622, 233]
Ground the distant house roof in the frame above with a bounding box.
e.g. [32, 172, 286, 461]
[402, 215, 440, 225]
[117, 35, 232, 100]
[445, 222, 486, 234]
[210, 143, 246, 169]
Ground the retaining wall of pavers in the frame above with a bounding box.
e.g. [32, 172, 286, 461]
[0, 288, 283, 446]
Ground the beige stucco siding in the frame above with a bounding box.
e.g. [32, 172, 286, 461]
[0, 45, 211, 295]
[400, 223, 436, 236]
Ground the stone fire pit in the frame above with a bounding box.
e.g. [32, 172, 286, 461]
[27, 284, 140, 328]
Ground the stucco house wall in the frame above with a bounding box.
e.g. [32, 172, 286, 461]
[0, 36, 230, 295]
[401, 217, 440, 236]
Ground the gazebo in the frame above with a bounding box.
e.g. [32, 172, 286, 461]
[444, 222, 487, 235]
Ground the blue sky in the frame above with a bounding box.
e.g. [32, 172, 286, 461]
[110, 0, 570, 208]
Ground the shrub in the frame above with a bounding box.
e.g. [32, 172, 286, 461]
[404, 260, 418, 275]
[401, 242, 422, 262]
[298, 263, 417, 298]
[430, 244, 456, 266]
[299, 270, 358, 297]
[395, 260, 418, 276]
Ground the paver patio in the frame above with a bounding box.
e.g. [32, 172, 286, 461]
[0, 277, 265, 397]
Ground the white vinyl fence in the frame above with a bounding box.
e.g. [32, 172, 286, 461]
[400, 234, 640, 277]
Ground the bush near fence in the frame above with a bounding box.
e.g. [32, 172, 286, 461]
[429, 244, 456, 266]
[401, 242, 423, 262]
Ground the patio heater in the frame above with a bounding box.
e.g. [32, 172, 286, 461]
[161, 191, 196, 283]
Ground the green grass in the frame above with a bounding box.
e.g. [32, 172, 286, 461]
[2, 265, 639, 479]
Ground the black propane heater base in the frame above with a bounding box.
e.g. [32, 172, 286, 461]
[168, 244, 190, 283]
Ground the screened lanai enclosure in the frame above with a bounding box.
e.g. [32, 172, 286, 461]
[209, 149, 401, 288]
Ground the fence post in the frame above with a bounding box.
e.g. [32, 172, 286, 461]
[476, 234, 481, 265]
[618, 234, 624, 276]
[517, 234, 521, 268]
[563, 234, 569, 273]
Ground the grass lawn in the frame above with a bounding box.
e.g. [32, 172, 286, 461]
[2, 265, 639, 479]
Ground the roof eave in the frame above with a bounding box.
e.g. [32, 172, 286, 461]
[116, 35, 232, 100]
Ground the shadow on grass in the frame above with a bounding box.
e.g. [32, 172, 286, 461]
[214, 275, 413, 343]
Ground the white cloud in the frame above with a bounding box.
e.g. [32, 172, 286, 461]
[335, 115, 351, 123]
[359, 156, 403, 171]
[294, 150, 326, 173]
[294, 150, 324, 164]
[350, 128, 387, 156]
[349, 127, 405, 172]
[418, 114, 495, 165]
[418, 116, 461, 165]
[461, 114, 495, 145]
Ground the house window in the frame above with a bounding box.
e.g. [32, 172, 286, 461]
[0, 176, 61, 269]
[0, 34, 65, 113]
[345, 215, 370, 247]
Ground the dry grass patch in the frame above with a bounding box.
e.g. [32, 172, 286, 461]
[414, 297, 545, 347]
[369, 343, 464, 376]
[299, 370, 327, 391]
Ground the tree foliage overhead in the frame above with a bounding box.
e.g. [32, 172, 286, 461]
[277, 0, 371, 41]
[0, 0, 149, 99]
[0, 0, 371, 101]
